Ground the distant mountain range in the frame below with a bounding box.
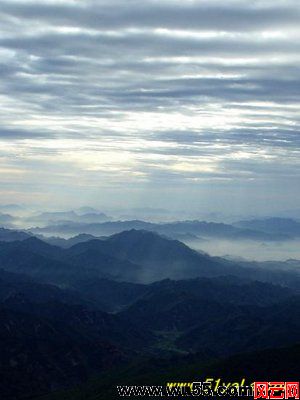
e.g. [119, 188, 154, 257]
[28, 210, 111, 225]
[234, 217, 300, 237]
[31, 218, 293, 241]
[0, 212, 15, 226]
[3, 213, 300, 242]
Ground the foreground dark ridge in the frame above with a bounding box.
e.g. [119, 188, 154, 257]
[0, 227, 299, 399]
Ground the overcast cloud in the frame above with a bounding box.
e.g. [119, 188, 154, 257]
[0, 0, 299, 215]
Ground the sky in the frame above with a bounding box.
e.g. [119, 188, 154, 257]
[0, 0, 299, 215]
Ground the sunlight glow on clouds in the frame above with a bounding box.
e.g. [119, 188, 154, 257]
[0, 0, 299, 212]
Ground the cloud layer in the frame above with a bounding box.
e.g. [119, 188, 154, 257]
[0, 0, 299, 213]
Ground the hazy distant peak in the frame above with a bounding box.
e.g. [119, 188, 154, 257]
[76, 207, 99, 214]
[0, 227, 32, 242]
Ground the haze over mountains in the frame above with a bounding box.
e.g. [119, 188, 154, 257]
[1, 204, 300, 261]
[0, 207, 299, 399]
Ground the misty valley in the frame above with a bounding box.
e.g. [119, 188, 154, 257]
[0, 207, 299, 399]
